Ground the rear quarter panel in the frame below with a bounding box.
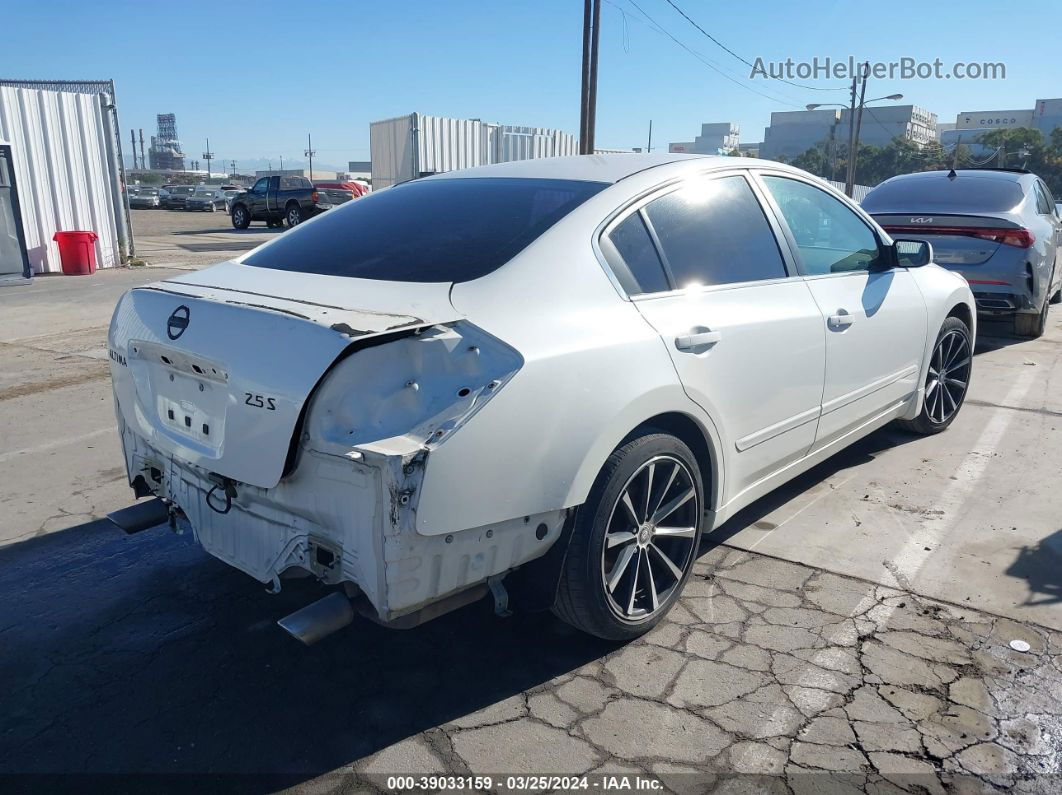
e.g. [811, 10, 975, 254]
[420, 182, 724, 536]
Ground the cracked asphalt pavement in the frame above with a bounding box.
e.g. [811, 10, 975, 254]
[2, 267, 1061, 793]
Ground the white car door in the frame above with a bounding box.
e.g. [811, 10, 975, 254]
[756, 172, 927, 449]
[599, 171, 826, 504]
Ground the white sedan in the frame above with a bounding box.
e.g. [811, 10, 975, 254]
[106, 154, 975, 642]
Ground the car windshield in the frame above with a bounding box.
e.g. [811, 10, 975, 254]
[244, 177, 609, 282]
[140, 188, 158, 195]
[194, 188, 213, 195]
[862, 175, 1025, 214]
[175, 186, 195, 195]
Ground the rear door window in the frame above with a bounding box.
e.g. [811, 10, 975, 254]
[641, 174, 788, 288]
[600, 212, 671, 295]
[1034, 182, 1053, 215]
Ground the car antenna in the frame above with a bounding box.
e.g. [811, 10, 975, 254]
[947, 169, 957, 180]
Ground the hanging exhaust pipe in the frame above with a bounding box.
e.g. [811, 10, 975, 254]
[107, 497, 170, 535]
[277, 592, 356, 645]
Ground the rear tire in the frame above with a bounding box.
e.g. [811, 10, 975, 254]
[1050, 288, 1061, 305]
[285, 203, 303, 227]
[553, 432, 704, 640]
[231, 205, 250, 229]
[1014, 299, 1048, 338]
[897, 316, 972, 435]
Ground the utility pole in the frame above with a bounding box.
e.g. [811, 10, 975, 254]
[647, 120, 653, 153]
[202, 138, 214, 179]
[951, 134, 963, 170]
[279, 155, 284, 173]
[230, 160, 237, 179]
[579, 0, 601, 155]
[304, 133, 316, 181]
[130, 129, 138, 168]
[139, 129, 146, 172]
[844, 67, 860, 197]
[850, 62, 869, 193]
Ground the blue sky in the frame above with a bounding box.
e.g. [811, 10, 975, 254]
[3, 0, 1059, 168]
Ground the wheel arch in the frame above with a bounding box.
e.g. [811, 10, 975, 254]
[620, 411, 720, 512]
[945, 300, 973, 333]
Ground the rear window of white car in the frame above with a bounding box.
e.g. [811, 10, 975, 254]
[244, 177, 608, 282]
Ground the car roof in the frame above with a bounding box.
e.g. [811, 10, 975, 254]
[424, 153, 728, 184]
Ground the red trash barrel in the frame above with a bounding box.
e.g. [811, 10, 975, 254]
[53, 230, 99, 275]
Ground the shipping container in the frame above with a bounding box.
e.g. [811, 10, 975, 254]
[369, 113, 578, 190]
[0, 83, 128, 276]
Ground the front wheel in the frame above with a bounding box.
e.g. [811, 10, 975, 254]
[553, 433, 704, 640]
[897, 316, 972, 435]
[231, 205, 250, 229]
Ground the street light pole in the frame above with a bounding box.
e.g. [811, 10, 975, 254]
[809, 82, 902, 197]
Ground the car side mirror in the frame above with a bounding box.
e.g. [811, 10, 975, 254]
[892, 238, 933, 268]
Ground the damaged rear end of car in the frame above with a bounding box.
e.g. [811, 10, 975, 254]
[107, 264, 557, 635]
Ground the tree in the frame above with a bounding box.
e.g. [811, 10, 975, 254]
[770, 128, 1062, 197]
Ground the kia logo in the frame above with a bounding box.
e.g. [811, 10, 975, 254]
[909, 217, 934, 224]
[167, 305, 190, 340]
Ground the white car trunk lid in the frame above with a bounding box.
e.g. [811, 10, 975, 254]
[109, 262, 459, 489]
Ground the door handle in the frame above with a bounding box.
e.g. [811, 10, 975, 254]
[675, 329, 721, 351]
[827, 310, 855, 329]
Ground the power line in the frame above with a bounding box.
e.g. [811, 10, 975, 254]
[617, 0, 798, 104]
[620, 0, 803, 107]
[660, 0, 845, 92]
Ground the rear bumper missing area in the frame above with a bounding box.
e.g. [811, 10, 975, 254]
[116, 420, 566, 624]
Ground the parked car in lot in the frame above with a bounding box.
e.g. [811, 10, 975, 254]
[129, 187, 161, 209]
[107, 154, 975, 642]
[185, 185, 225, 212]
[862, 168, 1061, 337]
[220, 187, 244, 214]
[163, 185, 196, 210]
[313, 180, 368, 210]
[229, 175, 328, 229]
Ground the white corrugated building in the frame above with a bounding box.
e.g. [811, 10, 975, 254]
[0, 80, 131, 280]
[370, 113, 578, 189]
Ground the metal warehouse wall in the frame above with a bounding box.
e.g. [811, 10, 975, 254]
[0, 86, 122, 273]
[370, 113, 579, 189]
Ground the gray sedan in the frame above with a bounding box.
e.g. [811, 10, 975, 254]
[862, 168, 1062, 337]
[185, 187, 224, 212]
